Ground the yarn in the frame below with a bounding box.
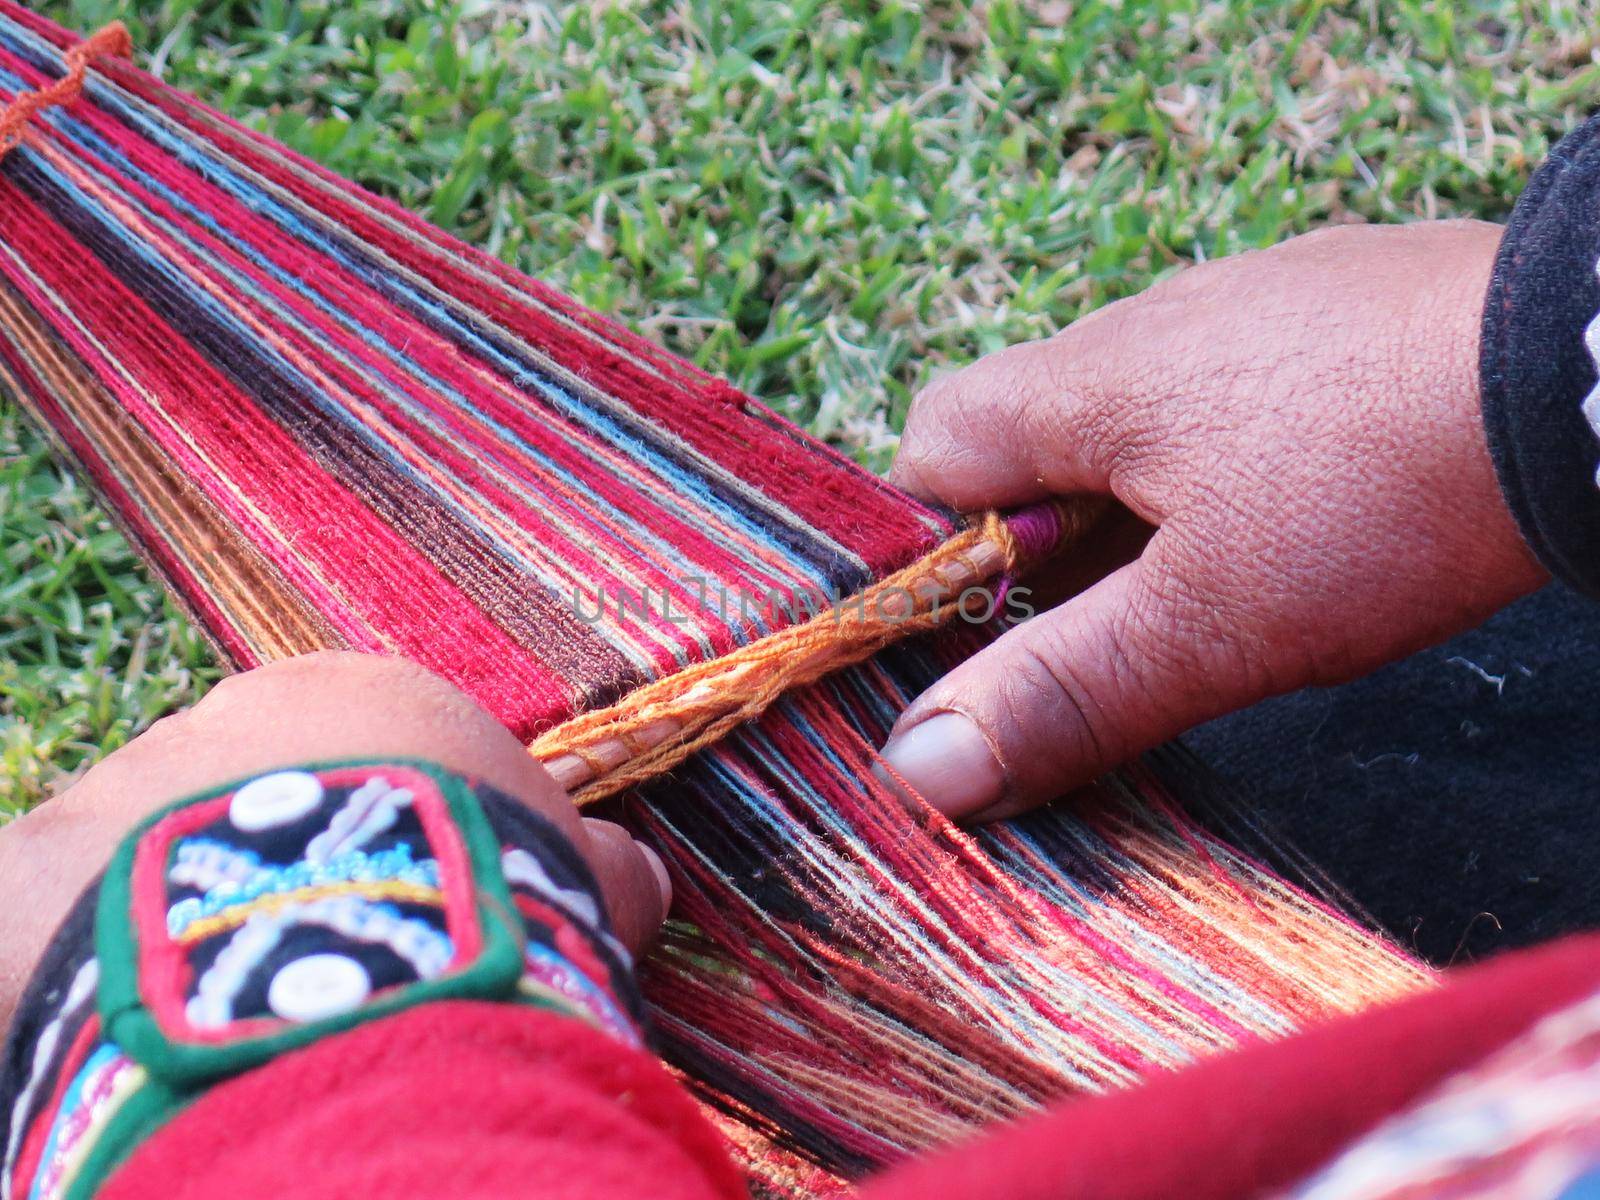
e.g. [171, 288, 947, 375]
[633, 640, 1429, 1175]
[0, 9, 1432, 1193]
[0, 2, 952, 734]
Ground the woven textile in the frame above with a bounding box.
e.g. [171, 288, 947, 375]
[0, 2, 947, 738]
[0, 7, 1430, 1190]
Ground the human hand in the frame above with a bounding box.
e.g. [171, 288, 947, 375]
[881, 220, 1547, 821]
[0, 652, 670, 1025]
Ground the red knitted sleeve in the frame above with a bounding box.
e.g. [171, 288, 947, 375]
[99, 930, 1600, 1200]
[100, 1001, 746, 1200]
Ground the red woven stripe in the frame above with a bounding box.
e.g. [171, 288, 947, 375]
[0, 184, 582, 733]
[107, 67, 950, 574]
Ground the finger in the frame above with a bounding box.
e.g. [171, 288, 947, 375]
[878, 552, 1247, 820]
[580, 818, 671, 955]
[889, 333, 1119, 512]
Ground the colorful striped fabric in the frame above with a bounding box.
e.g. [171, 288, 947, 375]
[0, 7, 1433, 1191]
[0, 2, 947, 739]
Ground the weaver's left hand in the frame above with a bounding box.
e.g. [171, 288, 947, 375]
[879, 221, 1545, 822]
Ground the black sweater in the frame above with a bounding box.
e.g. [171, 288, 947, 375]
[1482, 113, 1600, 595]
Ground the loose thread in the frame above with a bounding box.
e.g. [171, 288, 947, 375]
[533, 500, 1101, 804]
[0, 21, 130, 159]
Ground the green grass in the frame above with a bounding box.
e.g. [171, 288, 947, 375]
[4, 0, 1597, 807]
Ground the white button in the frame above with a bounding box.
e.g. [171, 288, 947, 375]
[267, 953, 371, 1023]
[229, 771, 324, 832]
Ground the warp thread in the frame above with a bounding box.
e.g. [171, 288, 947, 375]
[534, 501, 1099, 804]
[0, 6, 958, 731]
[0, 20, 127, 158]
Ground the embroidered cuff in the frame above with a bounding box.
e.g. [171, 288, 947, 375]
[0, 759, 643, 1200]
[1481, 111, 1600, 596]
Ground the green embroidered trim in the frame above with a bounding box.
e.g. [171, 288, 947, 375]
[95, 758, 526, 1088]
[33, 756, 634, 1200]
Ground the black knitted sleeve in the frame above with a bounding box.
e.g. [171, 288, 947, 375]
[1480, 112, 1600, 596]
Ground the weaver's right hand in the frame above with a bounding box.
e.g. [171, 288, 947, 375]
[880, 221, 1547, 822]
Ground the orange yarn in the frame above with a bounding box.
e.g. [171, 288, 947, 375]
[0, 21, 130, 158]
[534, 502, 1099, 804]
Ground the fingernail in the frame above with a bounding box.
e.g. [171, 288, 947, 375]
[878, 710, 1005, 819]
[634, 840, 672, 914]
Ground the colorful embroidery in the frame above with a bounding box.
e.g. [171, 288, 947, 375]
[124, 764, 480, 1043]
[24, 1047, 142, 1200]
[3, 959, 98, 1198]
[499, 844, 641, 1042]
[519, 942, 640, 1047]
[165, 842, 441, 936]
[181, 894, 456, 1029]
[2, 761, 642, 1200]
[502, 846, 632, 969]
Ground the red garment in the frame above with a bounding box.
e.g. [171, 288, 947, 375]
[101, 1003, 746, 1200]
[104, 933, 1600, 1200]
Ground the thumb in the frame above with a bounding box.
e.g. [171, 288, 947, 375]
[878, 559, 1234, 821]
